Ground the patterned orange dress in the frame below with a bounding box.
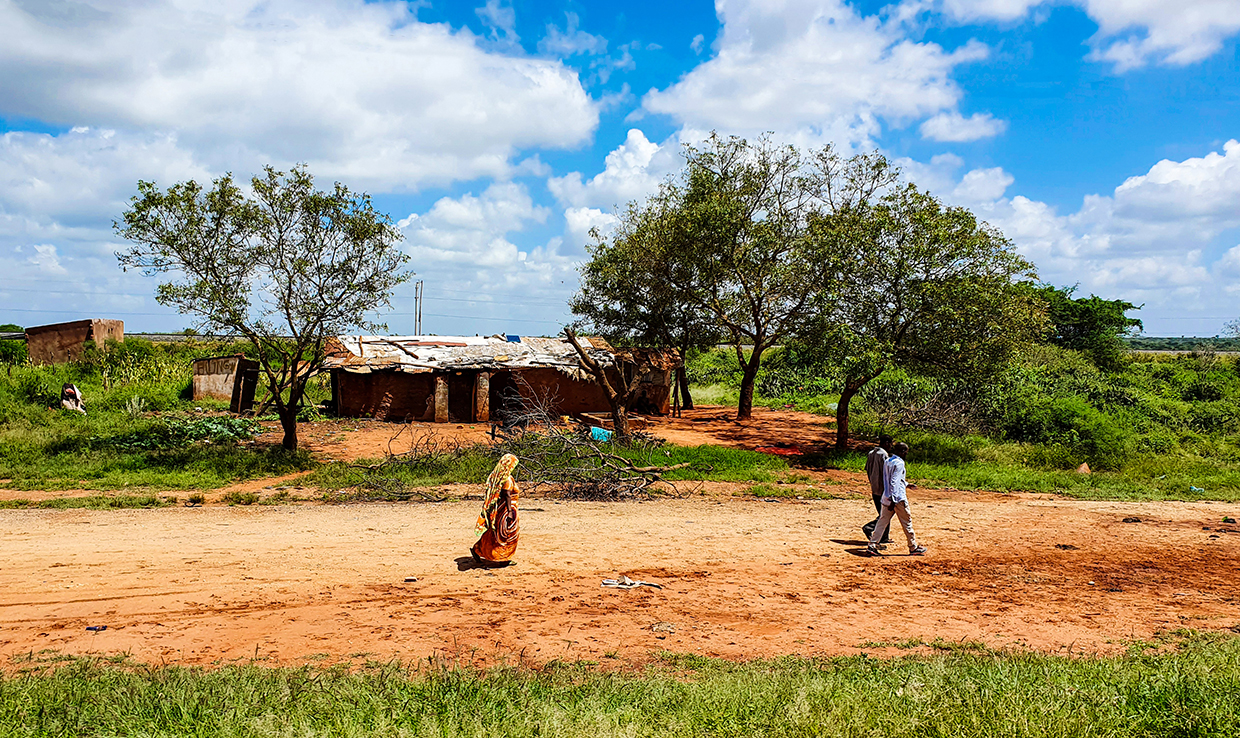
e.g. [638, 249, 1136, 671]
[472, 454, 520, 563]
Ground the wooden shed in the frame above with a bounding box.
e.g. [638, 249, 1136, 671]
[25, 319, 124, 364]
[192, 355, 260, 414]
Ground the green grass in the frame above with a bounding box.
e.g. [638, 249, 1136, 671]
[0, 342, 322, 492]
[818, 433, 1240, 501]
[0, 494, 174, 510]
[4, 633, 1239, 737]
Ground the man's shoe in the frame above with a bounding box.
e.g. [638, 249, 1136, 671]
[909, 546, 927, 556]
[866, 545, 882, 556]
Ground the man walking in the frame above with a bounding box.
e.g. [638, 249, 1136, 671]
[862, 434, 892, 546]
[868, 442, 927, 556]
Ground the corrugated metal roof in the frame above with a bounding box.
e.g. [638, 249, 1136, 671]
[322, 335, 616, 376]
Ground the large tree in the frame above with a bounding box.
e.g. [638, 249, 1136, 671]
[570, 194, 720, 410]
[813, 184, 1045, 449]
[607, 133, 896, 421]
[116, 165, 411, 450]
[1036, 284, 1142, 370]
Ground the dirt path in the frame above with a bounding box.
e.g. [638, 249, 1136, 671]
[256, 405, 846, 465]
[3, 492, 1237, 669]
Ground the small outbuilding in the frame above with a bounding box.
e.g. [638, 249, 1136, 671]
[322, 335, 680, 423]
[25, 319, 124, 364]
[192, 355, 261, 414]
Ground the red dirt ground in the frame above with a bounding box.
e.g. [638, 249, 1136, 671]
[2, 405, 1238, 668]
[2, 493, 1237, 669]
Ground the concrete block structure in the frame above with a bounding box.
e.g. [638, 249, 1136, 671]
[25, 319, 124, 364]
[192, 355, 260, 414]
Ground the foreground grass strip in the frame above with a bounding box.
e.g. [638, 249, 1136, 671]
[3, 635, 1239, 737]
[0, 495, 172, 510]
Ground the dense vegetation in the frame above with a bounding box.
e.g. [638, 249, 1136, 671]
[3, 631, 1237, 737]
[689, 337, 1240, 499]
[0, 336, 313, 491]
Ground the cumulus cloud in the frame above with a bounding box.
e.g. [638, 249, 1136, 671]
[951, 141, 1240, 331]
[925, 0, 1240, 71]
[1083, 0, 1240, 71]
[548, 128, 681, 210]
[919, 111, 1007, 142]
[642, 0, 990, 145]
[402, 182, 549, 267]
[0, 0, 598, 190]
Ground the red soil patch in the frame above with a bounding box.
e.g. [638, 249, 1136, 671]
[2, 493, 1237, 669]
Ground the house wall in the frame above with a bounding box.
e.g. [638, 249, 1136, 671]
[25, 319, 124, 365]
[335, 371, 437, 421]
[333, 363, 675, 423]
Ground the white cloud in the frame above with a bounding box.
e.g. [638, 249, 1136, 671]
[924, 0, 1240, 71]
[548, 128, 680, 210]
[0, 0, 598, 190]
[690, 33, 706, 53]
[1083, 0, 1240, 71]
[476, 0, 520, 50]
[563, 207, 620, 249]
[538, 12, 608, 56]
[25, 244, 68, 275]
[0, 128, 210, 226]
[947, 141, 1240, 331]
[642, 0, 991, 145]
[919, 111, 1007, 142]
[402, 182, 549, 268]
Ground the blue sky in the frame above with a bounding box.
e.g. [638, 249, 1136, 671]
[1, 0, 1238, 336]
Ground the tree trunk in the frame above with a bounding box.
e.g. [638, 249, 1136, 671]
[607, 395, 629, 440]
[676, 366, 694, 411]
[279, 406, 298, 451]
[834, 386, 857, 451]
[737, 352, 762, 421]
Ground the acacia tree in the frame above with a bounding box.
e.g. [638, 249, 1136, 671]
[813, 184, 1045, 449]
[570, 194, 720, 410]
[116, 165, 411, 450]
[653, 133, 897, 420]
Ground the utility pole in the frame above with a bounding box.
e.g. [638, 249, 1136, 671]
[413, 280, 424, 335]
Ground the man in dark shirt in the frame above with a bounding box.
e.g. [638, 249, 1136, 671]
[862, 434, 893, 545]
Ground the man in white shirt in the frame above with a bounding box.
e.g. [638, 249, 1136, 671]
[867, 442, 926, 556]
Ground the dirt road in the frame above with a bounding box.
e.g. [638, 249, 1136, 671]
[3, 491, 1238, 668]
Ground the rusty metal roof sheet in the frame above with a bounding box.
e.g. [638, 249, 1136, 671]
[322, 335, 616, 376]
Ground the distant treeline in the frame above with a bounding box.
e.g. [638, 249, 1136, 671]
[1125, 337, 1240, 352]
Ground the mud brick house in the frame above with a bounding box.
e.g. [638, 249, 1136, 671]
[323, 335, 680, 423]
[25, 319, 124, 364]
[192, 355, 261, 414]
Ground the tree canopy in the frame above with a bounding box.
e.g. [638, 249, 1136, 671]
[116, 165, 411, 450]
[1035, 285, 1142, 370]
[575, 133, 898, 420]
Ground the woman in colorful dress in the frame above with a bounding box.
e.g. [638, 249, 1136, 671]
[471, 453, 521, 565]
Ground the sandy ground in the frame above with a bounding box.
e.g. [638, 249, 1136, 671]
[3, 491, 1238, 669]
[3, 405, 1238, 668]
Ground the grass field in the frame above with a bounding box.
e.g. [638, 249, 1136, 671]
[3, 632, 1237, 737]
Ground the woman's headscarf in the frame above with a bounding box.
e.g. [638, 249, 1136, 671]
[476, 453, 519, 537]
